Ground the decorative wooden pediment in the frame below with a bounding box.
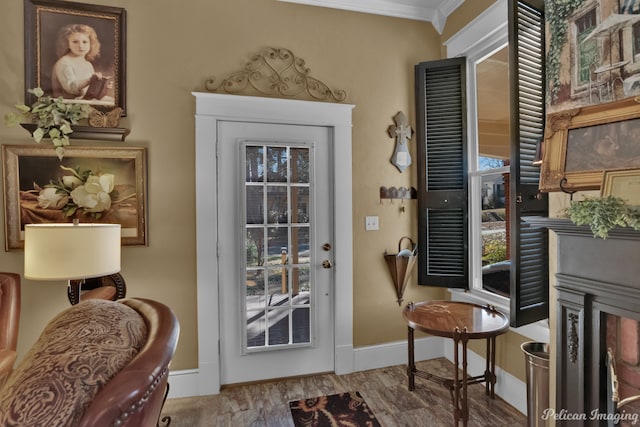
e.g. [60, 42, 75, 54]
[205, 47, 347, 103]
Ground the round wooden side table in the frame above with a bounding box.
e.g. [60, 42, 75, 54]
[403, 300, 509, 426]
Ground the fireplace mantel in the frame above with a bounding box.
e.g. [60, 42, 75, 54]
[524, 217, 640, 425]
[523, 216, 640, 240]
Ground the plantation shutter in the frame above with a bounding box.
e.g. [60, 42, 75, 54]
[415, 58, 468, 288]
[509, 0, 549, 327]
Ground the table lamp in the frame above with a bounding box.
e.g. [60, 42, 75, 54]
[24, 222, 121, 301]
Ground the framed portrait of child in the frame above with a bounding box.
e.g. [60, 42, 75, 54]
[24, 0, 126, 115]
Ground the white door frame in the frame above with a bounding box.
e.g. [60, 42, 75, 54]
[193, 92, 355, 395]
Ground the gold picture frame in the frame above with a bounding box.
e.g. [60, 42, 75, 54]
[539, 98, 640, 192]
[24, 0, 127, 113]
[2, 144, 146, 250]
[601, 168, 640, 206]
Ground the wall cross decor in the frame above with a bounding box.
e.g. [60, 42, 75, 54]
[388, 111, 413, 172]
[205, 47, 347, 102]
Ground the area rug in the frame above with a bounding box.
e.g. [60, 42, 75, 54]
[289, 391, 382, 427]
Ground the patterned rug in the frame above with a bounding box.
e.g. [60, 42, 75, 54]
[289, 391, 382, 427]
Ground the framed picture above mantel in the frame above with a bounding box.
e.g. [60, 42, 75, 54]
[2, 145, 147, 250]
[539, 97, 640, 192]
[24, 0, 127, 115]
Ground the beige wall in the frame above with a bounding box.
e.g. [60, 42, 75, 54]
[441, 0, 497, 43]
[0, 0, 529, 381]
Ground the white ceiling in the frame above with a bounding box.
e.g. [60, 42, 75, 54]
[276, 0, 466, 34]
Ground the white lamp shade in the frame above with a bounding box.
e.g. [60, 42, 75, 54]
[24, 223, 121, 280]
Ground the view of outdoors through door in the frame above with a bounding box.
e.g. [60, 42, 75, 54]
[244, 144, 312, 350]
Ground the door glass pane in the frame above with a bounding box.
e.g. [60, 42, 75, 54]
[291, 187, 309, 224]
[267, 186, 288, 224]
[267, 147, 288, 182]
[246, 229, 264, 267]
[267, 227, 288, 266]
[267, 309, 289, 345]
[290, 148, 310, 183]
[246, 269, 265, 303]
[247, 311, 266, 347]
[291, 227, 309, 265]
[246, 146, 264, 182]
[292, 308, 310, 344]
[292, 266, 311, 297]
[243, 144, 313, 350]
[268, 268, 287, 306]
[246, 186, 263, 224]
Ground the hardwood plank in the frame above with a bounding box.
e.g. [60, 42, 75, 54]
[161, 358, 526, 426]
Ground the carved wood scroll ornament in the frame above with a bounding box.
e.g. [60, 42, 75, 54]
[205, 47, 347, 103]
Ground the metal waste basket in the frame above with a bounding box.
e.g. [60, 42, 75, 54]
[521, 342, 549, 427]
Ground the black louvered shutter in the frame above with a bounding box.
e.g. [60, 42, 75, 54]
[415, 58, 468, 288]
[509, 0, 548, 326]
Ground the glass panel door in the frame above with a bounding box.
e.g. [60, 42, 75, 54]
[243, 143, 313, 352]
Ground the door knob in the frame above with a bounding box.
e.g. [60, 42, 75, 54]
[322, 260, 333, 269]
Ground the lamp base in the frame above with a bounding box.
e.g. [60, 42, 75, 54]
[68, 273, 126, 305]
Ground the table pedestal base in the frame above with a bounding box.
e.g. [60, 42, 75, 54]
[407, 326, 499, 426]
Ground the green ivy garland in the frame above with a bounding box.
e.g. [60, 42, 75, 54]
[565, 196, 640, 239]
[546, 0, 587, 103]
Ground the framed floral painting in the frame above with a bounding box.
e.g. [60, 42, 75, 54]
[2, 145, 146, 250]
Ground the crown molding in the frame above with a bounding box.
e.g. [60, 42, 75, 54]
[444, 0, 507, 58]
[276, 0, 465, 34]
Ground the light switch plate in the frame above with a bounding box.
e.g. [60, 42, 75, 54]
[365, 216, 379, 231]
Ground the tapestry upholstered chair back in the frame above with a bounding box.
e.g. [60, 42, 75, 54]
[0, 298, 179, 427]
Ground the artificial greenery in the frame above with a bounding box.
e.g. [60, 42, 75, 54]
[5, 88, 90, 160]
[546, 0, 587, 104]
[565, 196, 640, 239]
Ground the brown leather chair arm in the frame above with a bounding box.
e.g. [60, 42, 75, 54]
[0, 273, 21, 352]
[77, 298, 180, 427]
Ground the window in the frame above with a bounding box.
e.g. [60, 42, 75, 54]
[575, 9, 598, 86]
[415, 0, 548, 328]
[475, 46, 511, 298]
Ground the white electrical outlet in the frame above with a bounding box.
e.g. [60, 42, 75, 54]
[365, 216, 379, 231]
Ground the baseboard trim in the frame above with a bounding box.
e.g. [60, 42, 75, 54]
[168, 336, 526, 416]
[335, 343, 355, 375]
[167, 369, 200, 399]
[353, 335, 443, 371]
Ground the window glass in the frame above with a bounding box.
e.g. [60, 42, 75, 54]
[477, 47, 510, 171]
[480, 172, 509, 297]
[475, 46, 511, 298]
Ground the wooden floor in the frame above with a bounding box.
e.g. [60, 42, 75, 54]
[160, 358, 526, 426]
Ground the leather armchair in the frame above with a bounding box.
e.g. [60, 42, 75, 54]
[0, 298, 179, 427]
[0, 272, 20, 388]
